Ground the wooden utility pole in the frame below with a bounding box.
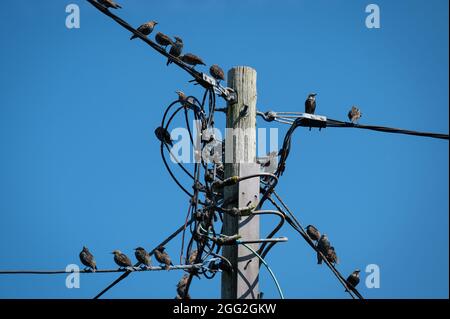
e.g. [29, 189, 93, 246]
[221, 66, 260, 299]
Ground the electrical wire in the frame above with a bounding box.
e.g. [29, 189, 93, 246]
[238, 242, 285, 299]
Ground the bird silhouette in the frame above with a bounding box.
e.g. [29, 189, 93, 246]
[180, 53, 206, 67]
[188, 250, 198, 265]
[348, 106, 362, 123]
[325, 246, 339, 265]
[346, 269, 361, 291]
[79, 246, 97, 272]
[154, 246, 173, 270]
[130, 21, 158, 40]
[176, 274, 190, 299]
[155, 32, 173, 49]
[306, 225, 321, 242]
[209, 64, 225, 82]
[134, 247, 151, 268]
[305, 93, 317, 114]
[112, 250, 132, 269]
[167, 36, 183, 66]
[317, 234, 330, 264]
[154, 126, 173, 146]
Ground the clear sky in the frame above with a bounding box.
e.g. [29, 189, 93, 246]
[0, 0, 448, 299]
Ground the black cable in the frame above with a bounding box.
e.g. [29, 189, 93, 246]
[326, 118, 449, 140]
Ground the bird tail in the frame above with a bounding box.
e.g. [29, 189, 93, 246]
[130, 34, 137, 40]
[166, 58, 172, 66]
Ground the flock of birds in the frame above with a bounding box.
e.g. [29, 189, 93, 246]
[98, 0, 361, 124]
[306, 225, 360, 292]
[305, 93, 363, 123]
[94, 0, 363, 297]
[97, 0, 225, 83]
[79, 245, 195, 298]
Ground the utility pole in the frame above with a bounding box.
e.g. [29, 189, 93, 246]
[221, 66, 260, 299]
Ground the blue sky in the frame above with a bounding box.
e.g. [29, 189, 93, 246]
[0, 0, 448, 299]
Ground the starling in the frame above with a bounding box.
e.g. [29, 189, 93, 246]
[176, 274, 190, 298]
[155, 32, 173, 49]
[348, 106, 362, 123]
[134, 247, 151, 268]
[154, 246, 172, 270]
[181, 53, 206, 67]
[112, 250, 132, 269]
[167, 36, 183, 66]
[154, 126, 173, 146]
[176, 91, 198, 112]
[325, 246, 339, 265]
[346, 269, 361, 291]
[130, 21, 158, 40]
[209, 64, 225, 82]
[317, 234, 330, 265]
[176, 90, 187, 103]
[79, 246, 97, 272]
[188, 250, 198, 265]
[306, 225, 321, 242]
[305, 93, 317, 114]
[98, 0, 122, 9]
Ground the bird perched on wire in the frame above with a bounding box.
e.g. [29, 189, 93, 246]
[346, 269, 361, 291]
[134, 247, 151, 268]
[325, 246, 339, 265]
[176, 90, 188, 104]
[154, 126, 173, 146]
[112, 250, 133, 270]
[167, 36, 183, 65]
[130, 21, 158, 40]
[209, 64, 225, 82]
[175, 90, 198, 111]
[98, 0, 122, 10]
[304, 93, 317, 114]
[317, 234, 330, 264]
[79, 246, 97, 272]
[154, 246, 173, 270]
[348, 106, 362, 123]
[176, 274, 191, 299]
[187, 249, 201, 277]
[306, 225, 321, 243]
[155, 32, 173, 50]
[180, 53, 206, 67]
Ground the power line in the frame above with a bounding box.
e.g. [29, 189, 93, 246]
[93, 218, 195, 299]
[269, 191, 364, 300]
[3, 0, 444, 300]
[257, 111, 449, 140]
